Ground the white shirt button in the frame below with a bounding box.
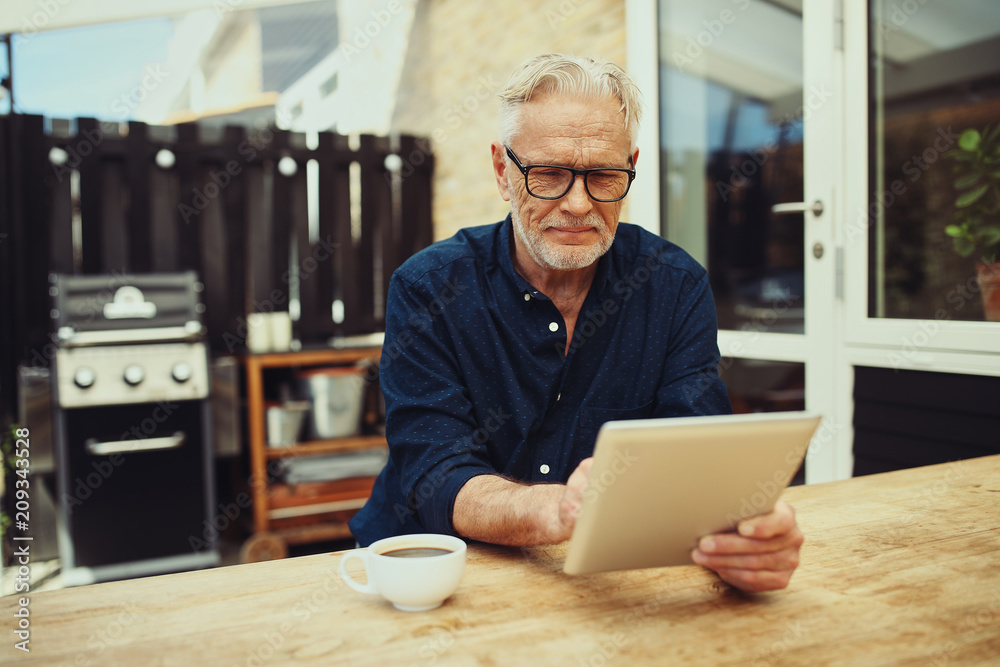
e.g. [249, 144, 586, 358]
[548, 322, 559, 332]
[539, 464, 550, 474]
[524, 293, 531, 301]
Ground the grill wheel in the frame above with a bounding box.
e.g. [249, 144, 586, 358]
[239, 532, 289, 563]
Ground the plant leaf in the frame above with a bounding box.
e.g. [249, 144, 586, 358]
[954, 236, 976, 257]
[956, 183, 989, 208]
[980, 226, 1000, 247]
[944, 225, 965, 238]
[986, 124, 1000, 145]
[954, 172, 981, 189]
[958, 129, 981, 152]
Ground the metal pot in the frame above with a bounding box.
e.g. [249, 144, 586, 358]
[295, 366, 366, 439]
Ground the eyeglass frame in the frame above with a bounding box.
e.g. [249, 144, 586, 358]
[504, 146, 636, 203]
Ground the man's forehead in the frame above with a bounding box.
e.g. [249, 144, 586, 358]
[516, 93, 631, 155]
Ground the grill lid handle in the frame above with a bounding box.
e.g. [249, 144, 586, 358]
[57, 323, 203, 347]
[85, 432, 186, 456]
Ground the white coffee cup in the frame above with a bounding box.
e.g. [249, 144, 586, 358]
[245, 313, 270, 353]
[269, 312, 293, 351]
[339, 534, 466, 612]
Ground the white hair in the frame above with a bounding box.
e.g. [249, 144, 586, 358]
[497, 53, 643, 149]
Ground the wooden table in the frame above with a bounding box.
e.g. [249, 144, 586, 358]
[4, 455, 1000, 665]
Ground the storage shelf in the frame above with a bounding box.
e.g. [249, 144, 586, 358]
[268, 476, 377, 510]
[247, 347, 380, 369]
[244, 346, 383, 551]
[265, 434, 387, 460]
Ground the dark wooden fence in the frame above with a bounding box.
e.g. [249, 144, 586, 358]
[0, 114, 433, 422]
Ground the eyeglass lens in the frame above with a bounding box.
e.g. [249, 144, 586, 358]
[526, 167, 630, 201]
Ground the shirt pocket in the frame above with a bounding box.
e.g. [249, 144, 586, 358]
[577, 401, 655, 430]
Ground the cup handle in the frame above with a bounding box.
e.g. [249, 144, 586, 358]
[339, 550, 378, 594]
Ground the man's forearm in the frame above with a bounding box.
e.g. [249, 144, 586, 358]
[452, 474, 570, 546]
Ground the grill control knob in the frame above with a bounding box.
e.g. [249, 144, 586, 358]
[74, 367, 96, 389]
[171, 362, 193, 383]
[123, 365, 145, 386]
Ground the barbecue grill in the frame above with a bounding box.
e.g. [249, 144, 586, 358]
[50, 271, 219, 586]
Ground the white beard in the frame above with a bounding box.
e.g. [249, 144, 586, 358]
[509, 204, 615, 271]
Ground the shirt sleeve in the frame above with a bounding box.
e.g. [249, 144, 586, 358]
[653, 270, 733, 418]
[378, 270, 497, 535]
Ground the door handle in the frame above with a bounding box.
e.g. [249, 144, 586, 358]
[771, 200, 824, 217]
[85, 432, 186, 456]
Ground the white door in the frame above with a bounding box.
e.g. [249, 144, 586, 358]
[628, 0, 848, 482]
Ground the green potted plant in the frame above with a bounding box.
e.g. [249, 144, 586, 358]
[945, 124, 1000, 321]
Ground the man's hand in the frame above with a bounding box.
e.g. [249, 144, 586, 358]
[690, 500, 804, 593]
[547, 457, 593, 542]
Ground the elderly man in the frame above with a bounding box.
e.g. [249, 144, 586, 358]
[350, 54, 803, 592]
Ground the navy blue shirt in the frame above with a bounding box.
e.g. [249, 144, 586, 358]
[349, 216, 731, 546]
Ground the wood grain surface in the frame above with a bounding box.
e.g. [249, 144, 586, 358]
[3, 455, 999, 666]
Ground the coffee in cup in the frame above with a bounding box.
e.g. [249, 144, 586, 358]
[339, 534, 466, 611]
[382, 547, 454, 558]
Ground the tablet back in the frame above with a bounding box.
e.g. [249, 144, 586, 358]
[563, 411, 821, 575]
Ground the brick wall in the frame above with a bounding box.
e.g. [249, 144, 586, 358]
[391, 0, 628, 241]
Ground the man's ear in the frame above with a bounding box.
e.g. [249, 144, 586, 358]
[631, 147, 639, 167]
[491, 141, 511, 202]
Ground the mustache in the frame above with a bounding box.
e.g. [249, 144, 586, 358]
[539, 213, 606, 231]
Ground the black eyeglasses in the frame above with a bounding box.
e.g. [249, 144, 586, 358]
[505, 146, 635, 203]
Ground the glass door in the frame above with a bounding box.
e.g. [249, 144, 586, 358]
[843, 0, 1000, 361]
[652, 0, 847, 481]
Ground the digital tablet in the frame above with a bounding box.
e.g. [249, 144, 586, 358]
[562, 411, 821, 575]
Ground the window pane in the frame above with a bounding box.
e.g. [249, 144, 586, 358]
[720, 358, 805, 414]
[869, 1, 1000, 321]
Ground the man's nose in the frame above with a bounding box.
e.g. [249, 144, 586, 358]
[560, 174, 593, 216]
